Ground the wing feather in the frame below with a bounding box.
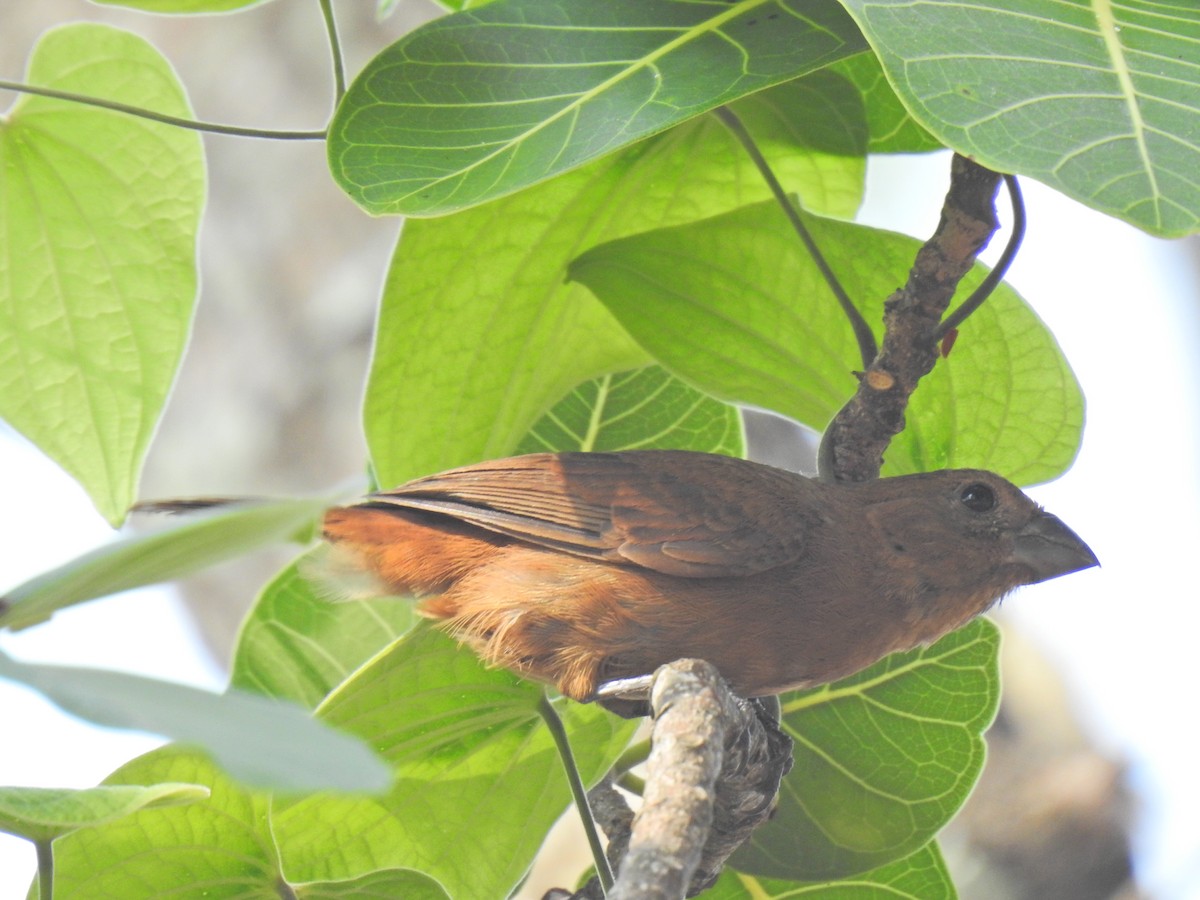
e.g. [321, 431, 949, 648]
[359, 451, 816, 578]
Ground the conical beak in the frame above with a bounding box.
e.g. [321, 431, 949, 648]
[1013, 512, 1099, 583]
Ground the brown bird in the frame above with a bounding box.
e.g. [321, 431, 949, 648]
[320, 451, 1097, 711]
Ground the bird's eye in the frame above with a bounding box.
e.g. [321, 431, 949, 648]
[960, 483, 996, 512]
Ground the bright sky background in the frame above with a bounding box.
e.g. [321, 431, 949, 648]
[1, 151, 1197, 898]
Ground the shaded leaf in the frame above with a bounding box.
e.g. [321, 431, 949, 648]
[329, 0, 866, 214]
[732, 620, 997, 880]
[840, 0, 1200, 236]
[569, 198, 1083, 484]
[713, 842, 954, 897]
[831, 52, 941, 153]
[0, 25, 203, 524]
[0, 651, 390, 793]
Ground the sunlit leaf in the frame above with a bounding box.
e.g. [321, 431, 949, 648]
[0, 25, 203, 523]
[0, 783, 207, 844]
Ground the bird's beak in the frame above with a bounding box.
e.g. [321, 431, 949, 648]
[1013, 512, 1100, 583]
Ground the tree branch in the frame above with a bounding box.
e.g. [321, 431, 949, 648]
[556, 660, 793, 900]
[818, 154, 1004, 483]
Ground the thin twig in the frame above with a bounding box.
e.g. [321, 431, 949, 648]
[713, 105, 878, 369]
[318, 0, 348, 104]
[0, 80, 326, 141]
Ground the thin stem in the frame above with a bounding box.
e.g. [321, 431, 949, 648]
[935, 174, 1026, 338]
[35, 839, 53, 900]
[714, 105, 878, 369]
[318, 0, 347, 104]
[0, 80, 326, 141]
[537, 694, 614, 894]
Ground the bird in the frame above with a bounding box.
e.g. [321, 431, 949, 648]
[318, 450, 1097, 712]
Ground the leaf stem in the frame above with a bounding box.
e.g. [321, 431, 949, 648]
[35, 839, 53, 900]
[935, 174, 1026, 337]
[537, 694, 614, 894]
[714, 104, 878, 369]
[318, 0, 347, 104]
[0, 79, 326, 141]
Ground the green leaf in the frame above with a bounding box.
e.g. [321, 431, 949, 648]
[230, 553, 416, 709]
[0, 24, 203, 524]
[0, 783, 208, 844]
[365, 78, 866, 486]
[0, 497, 329, 631]
[41, 748, 444, 898]
[732, 620, 997, 881]
[270, 627, 636, 899]
[839, 0, 1200, 236]
[90, 0, 273, 10]
[515, 365, 743, 455]
[569, 199, 1084, 485]
[712, 842, 954, 898]
[44, 748, 278, 897]
[328, 0, 866, 215]
[0, 650, 391, 793]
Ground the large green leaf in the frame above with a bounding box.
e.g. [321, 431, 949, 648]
[365, 78, 866, 486]
[270, 627, 636, 899]
[569, 199, 1084, 485]
[714, 842, 954, 898]
[732, 620, 997, 881]
[0, 497, 329, 631]
[839, 0, 1200, 236]
[0, 24, 203, 524]
[0, 650, 390, 793]
[42, 748, 447, 899]
[328, 0, 866, 215]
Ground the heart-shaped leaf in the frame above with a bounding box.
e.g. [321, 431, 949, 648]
[0, 24, 203, 524]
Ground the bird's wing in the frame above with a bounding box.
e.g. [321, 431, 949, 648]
[358, 451, 814, 578]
